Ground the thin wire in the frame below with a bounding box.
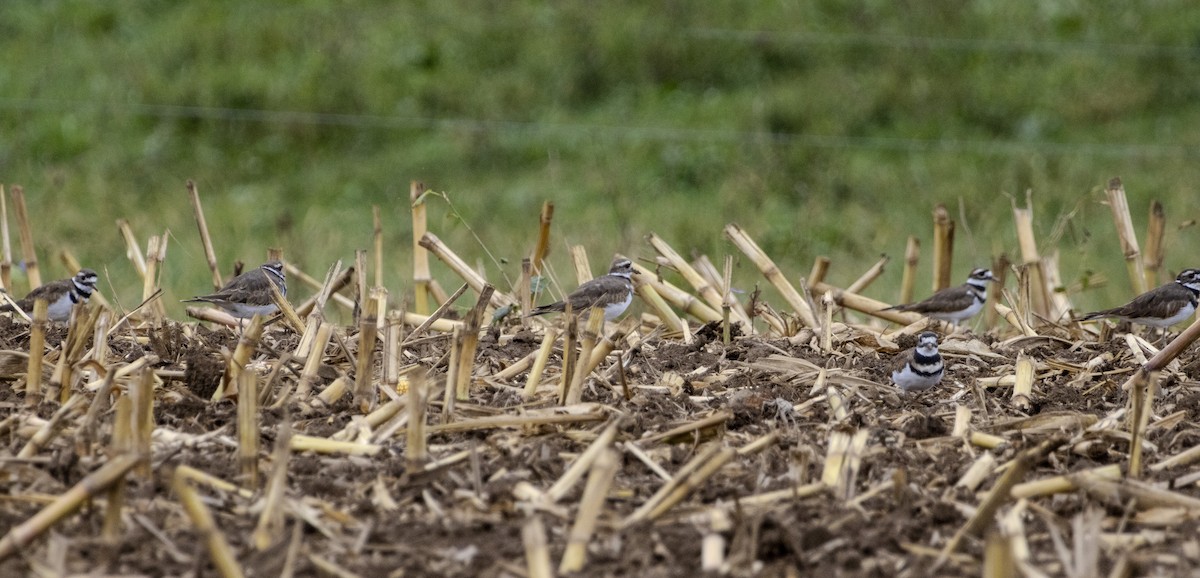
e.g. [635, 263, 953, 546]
[683, 28, 1200, 57]
[1, 97, 1197, 159]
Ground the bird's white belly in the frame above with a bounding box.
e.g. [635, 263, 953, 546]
[1133, 302, 1196, 328]
[603, 292, 633, 320]
[225, 303, 280, 319]
[930, 299, 983, 323]
[892, 365, 943, 393]
[46, 296, 76, 322]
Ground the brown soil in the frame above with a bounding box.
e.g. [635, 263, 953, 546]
[1, 315, 1198, 577]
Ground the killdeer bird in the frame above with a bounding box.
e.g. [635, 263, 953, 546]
[890, 331, 944, 393]
[883, 268, 996, 325]
[183, 260, 286, 319]
[1079, 268, 1200, 329]
[0, 268, 99, 322]
[528, 257, 634, 321]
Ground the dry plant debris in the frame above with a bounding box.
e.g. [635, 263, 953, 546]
[3, 191, 1200, 577]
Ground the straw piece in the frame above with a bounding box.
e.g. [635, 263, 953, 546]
[808, 256, 831, 287]
[932, 204, 954, 291]
[291, 261, 356, 315]
[103, 399, 130, 545]
[701, 509, 732, 572]
[522, 515, 554, 578]
[315, 376, 350, 407]
[519, 258, 533, 326]
[418, 232, 517, 309]
[354, 250, 367, 323]
[623, 443, 730, 527]
[951, 404, 971, 437]
[185, 305, 244, 328]
[1041, 250, 1073, 323]
[216, 314, 265, 400]
[252, 418, 292, 550]
[638, 412, 730, 445]
[332, 398, 404, 441]
[735, 482, 827, 509]
[531, 201, 554, 276]
[631, 262, 720, 323]
[692, 254, 752, 332]
[237, 370, 259, 486]
[444, 325, 461, 417]
[983, 529, 1017, 578]
[24, 299, 49, 406]
[584, 316, 638, 377]
[1075, 473, 1200, 510]
[557, 313, 578, 404]
[141, 232, 170, 321]
[296, 323, 332, 399]
[900, 236, 920, 305]
[631, 271, 685, 334]
[490, 351, 538, 385]
[116, 218, 148, 278]
[1105, 177, 1147, 295]
[402, 283, 469, 343]
[290, 434, 381, 456]
[955, 453, 998, 492]
[649, 233, 750, 327]
[372, 206, 384, 288]
[411, 181, 433, 314]
[421, 410, 606, 435]
[1011, 355, 1034, 411]
[133, 366, 156, 478]
[546, 420, 620, 503]
[18, 394, 86, 458]
[1143, 200, 1166, 290]
[1128, 370, 1157, 479]
[406, 371, 429, 467]
[1011, 191, 1051, 320]
[569, 245, 592, 284]
[383, 310, 402, 391]
[0, 453, 142, 562]
[821, 294, 835, 353]
[267, 274, 305, 335]
[10, 185, 41, 288]
[565, 308, 604, 405]
[938, 436, 1066, 563]
[523, 326, 559, 399]
[845, 254, 889, 295]
[1010, 465, 1122, 499]
[559, 448, 620, 574]
[354, 288, 385, 412]
[968, 431, 1007, 450]
[173, 466, 246, 578]
[456, 285, 492, 402]
[810, 281, 926, 326]
[995, 298, 1037, 338]
[725, 223, 819, 329]
[0, 184, 10, 291]
[187, 180, 224, 290]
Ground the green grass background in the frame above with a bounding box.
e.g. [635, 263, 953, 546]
[2, 2, 1200, 320]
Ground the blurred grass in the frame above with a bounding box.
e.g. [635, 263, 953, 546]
[2, 1, 1200, 319]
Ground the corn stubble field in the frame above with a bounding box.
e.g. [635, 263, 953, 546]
[3, 178, 1200, 578]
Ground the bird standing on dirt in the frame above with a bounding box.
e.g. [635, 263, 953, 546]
[182, 260, 287, 319]
[882, 268, 995, 326]
[890, 331, 944, 393]
[1078, 268, 1200, 329]
[528, 257, 634, 321]
[0, 268, 99, 322]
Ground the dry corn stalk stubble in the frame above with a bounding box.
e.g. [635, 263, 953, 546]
[3, 190, 1199, 576]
